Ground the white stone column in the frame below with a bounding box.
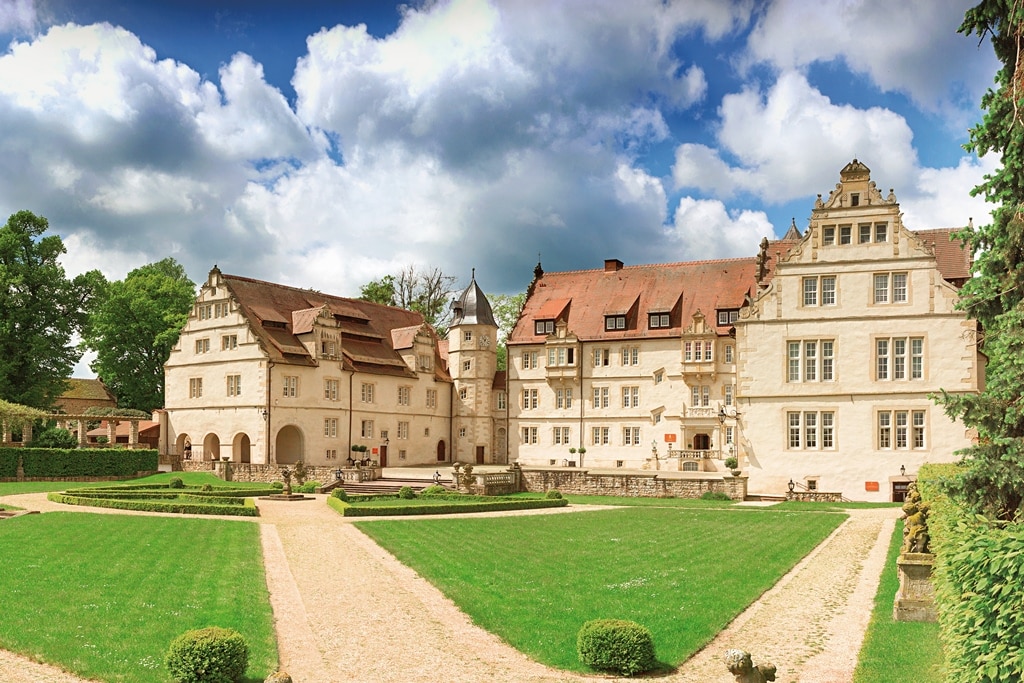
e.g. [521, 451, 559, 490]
[107, 420, 117, 445]
[129, 420, 139, 448]
[77, 419, 88, 446]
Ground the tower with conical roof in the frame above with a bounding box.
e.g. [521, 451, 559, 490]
[448, 270, 501, 464]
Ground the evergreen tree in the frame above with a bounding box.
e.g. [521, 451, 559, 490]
[939, 2, 1024, 519]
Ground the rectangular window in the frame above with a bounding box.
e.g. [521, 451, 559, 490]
[459, 387, 468, 400]
[788, 410, 836, 449]
[649, 313, 670, 328]
[725, 384, 734, 406]
[702, 385, 710, 407]
[874, 272, 909, 304]
[463, 359, 471, 372]
[803, 277, 818, 306]
[360, 383, 374, 403]
[522, 388, 538, 410]
[593, 348, 610, 366]
[621, 346, 639, 366]
[821, 276, 836, 305]
[197, 304, 212, 320]
[522, 352, 538, 369]
[605, 315, 626, 330]
[725, 345, 734, 365]
[911, 338, 923, 379]
[554, 388, 573, 409]
[804, 276, 837, 306]
[324, 418, 338, 438]
[875, 222, 888, 243]
[789, 339, 835, 382]
[892, 272, 908, 303]
[726, 426, 734, 445]
[282, 376, 298, 398]
[717, 310, 739, 325]
[222, 335, 238, 350]
[654, 371, 664, 384]
[534, 320, 554, 335]
[320, 340, 337, 357]
[361, 420, 374, 438]
[189, 377, 203, 398]
[593, 386, 609, 408]
[324, 379, 339, 401]
[397, 386, 411, 406]
[895, 410, 908, 449]
[326, 449, 337, 460]
[622, 386, 639, 408]
[878, 412, 891, 449]
[195, 338, 210, 354]
[214, 302, 229, 317]
[553, 426, 570, 445]
[874, 273, 889, 303]
[623, 426, 641, 446]
[860, 224, 872, 243]
[876, 337, 924, 381]
[418, 354, 432, 371]
[426, 389, 437, 408]
[592, 426, 610, 445]
[685, 341, 693, 362]
[522, 427, 538, 444]
[496, 392, 506, 410]
[913, 410, 926, 448]
[878, 409, 927, 449]
[397, 422, 409, 439]
[840, 225, 852, 244]
[464, 330, 473, 342]
[226, 374, 241, 397]
[822, 225, 835, 245]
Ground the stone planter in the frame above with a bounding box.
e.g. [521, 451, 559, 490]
[893, 552, 937, 622]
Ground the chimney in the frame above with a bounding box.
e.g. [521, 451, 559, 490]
[604, 259, 624, 272]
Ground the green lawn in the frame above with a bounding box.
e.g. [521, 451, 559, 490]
[0, 471, 256, 497]
[357, 507, 846, 672]
[853, 521, 945, 682]
[561, 493, 737, 508]
[0, 512, 276, 682]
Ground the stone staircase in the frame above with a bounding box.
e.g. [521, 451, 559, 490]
[324, 477, 453, 496]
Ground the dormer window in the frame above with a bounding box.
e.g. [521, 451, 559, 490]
[649, 313, 670, 329]
[605, 315, 626, 331]
[535, 320, 554, 335]
[850, 193, 860, 207]
[717, 310, 739, 326]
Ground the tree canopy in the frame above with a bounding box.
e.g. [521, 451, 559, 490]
[359, 265, 458, 334]
[0, 211, 101, 409]
[489, 291, 526, 371]
[82, 258, 196, 413]
[938, 1, 1024, 519]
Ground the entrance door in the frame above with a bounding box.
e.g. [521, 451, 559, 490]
[436, 440, 446, 462]
[379, 445, 388, 467]
[892, 481, 910, 502]
[475, 445, 485, 465]
[693, 433, 710, 450]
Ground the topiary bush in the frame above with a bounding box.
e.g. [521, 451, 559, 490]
[420, 485, 447, 496]
[545, 489, 563, 499]
[398, 486, 416, 499]
[270, 481, 283, 490]
[295, 481, 320, 493]
[169, 477, 184, 489]
[576, 619, 656, 676]
[165, 626, 249, 683]
[201, 484, 213, 492]
[701, 491, 732, 501]
[331, 488, 349, 502]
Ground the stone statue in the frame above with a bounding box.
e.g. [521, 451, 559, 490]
[724, 649, 776, 683]
[900, 482, 930, 554]
[280, 467, 292, 496]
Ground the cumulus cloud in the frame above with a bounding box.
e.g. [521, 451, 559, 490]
[669, 197, 774, 260]
[0, 0, 35, 34]
[745, 0, 998, 116]
[672, 70, 918, 201]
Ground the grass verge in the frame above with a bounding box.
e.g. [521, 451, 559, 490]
[0, 512, 276, 682]
[853, 521, 945, 682]
[357, 506, 845, 672]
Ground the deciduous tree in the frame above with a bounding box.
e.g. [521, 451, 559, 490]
[489, 291, 526, 370]
[0, 211, 100, 409]
[83, 258, 195, 413]
[359, 265, 457, 334]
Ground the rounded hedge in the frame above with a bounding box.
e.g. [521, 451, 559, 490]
[331, 488, 349, 502]
[165, 626, 249, 683]
[168, 477, 184, 489]
[577, 619, 656, 676]
[545, 489, 563, 500]
[420, 484, 446, 496]
[700, 490, 732, 501]
[398, 486, 416, 499]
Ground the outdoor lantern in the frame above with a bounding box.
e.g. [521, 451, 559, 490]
[788, 479, 795, 492]
[900, 465, 906, 476]
[334, 468, 342, 481]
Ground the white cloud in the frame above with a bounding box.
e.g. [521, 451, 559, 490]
[669, 197, 774, 260]
[0, 0, 35, 34]
[900, 155, 1000, 231]
[745, 0, 998, 115]
[672, 71, 918, 201]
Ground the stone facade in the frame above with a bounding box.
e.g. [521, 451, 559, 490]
[520, 467, 747, 500]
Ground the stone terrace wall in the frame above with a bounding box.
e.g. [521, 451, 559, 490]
[179, 461, 357, 485]
[521, 468, 747, 500]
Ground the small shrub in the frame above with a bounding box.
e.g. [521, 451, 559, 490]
[292, 461, 308, 485]
[398, 486, 416, 499]
[331, 488, 349, 501]
[169, 477, 184, 489]
[201, 484, 213, 492]
[701, 491, 732, 501]
[724, 456, 739, 470]
[295, 481, 320, 493]
[28, 426, 78, 449]
[577, 619, 656, 676]
[420, 485, 447, 496]
[270, 481, 283, 490]
[545, 489, 563, 500]
[165, 626, 249, 683]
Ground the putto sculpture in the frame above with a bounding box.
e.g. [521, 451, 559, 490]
[724, 649, 776, 683]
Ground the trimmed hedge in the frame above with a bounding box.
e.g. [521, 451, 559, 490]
[47, 492, 259, 517]
[165, 626, 249, 683]
[326, 495, 568, 517]
[919, 463, 1024, 683]
[0, 449, 18, 478]
[5, 447, 159, 478]
[576, 618, 657, 676]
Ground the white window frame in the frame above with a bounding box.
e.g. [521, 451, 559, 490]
[622, 386, 640, 408]
[226, 374, 241, 397]
[592, 386, 609, 408]
[787, 410, 836, 450]
[426, 389, 437, 408]
[522, 388, 538, 410]
[324, 418, 338, 438]
[360, 382, 374, 403]
[282, 376, 298, 398]
[189, 377, 203, 398]
[787, 339, 835, 382]
[361, 420, 374, 439]
[324, 379, 339, 401]
[622, 426, 641, 446]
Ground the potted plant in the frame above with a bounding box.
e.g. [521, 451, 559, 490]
[724, 456, 740, 476]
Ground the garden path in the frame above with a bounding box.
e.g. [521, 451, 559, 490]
[0, 493, 900, 683]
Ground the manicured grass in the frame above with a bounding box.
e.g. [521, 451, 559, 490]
[0, 471, 256, 496]
[560, 493, 736, 508]
[357, 507, 846, 672]
[0, 512, 276, 682]
[771, 500, 901, 511]
[853, 521, 945, 682]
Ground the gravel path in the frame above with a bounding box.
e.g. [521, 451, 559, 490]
[0, 493, 899, 682]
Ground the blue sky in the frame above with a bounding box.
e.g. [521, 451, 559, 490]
[0, 0, 1001, 308]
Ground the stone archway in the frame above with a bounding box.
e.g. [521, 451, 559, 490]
[436, 439, 446, 462]
[275, 425, 303, 464]
[176, 433, 193, 460]
[203, 433, 221, 461]
[232, 433, 251, 463]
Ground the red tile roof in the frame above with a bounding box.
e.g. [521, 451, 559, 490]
[221, 274, 449, 380]
[914, 228, 972, 282]
[511, 258, 761, 344]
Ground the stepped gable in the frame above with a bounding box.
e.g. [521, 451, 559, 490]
[510, 257, 763, 344]
[222, 273, 441, 378]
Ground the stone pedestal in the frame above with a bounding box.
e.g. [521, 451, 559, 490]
[893, 552, 937, 622]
